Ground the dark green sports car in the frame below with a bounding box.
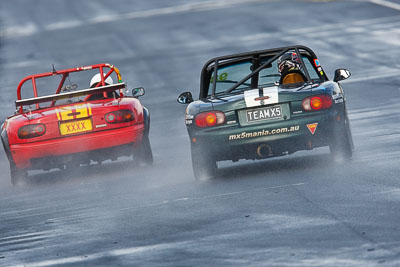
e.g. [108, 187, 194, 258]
[178, 45, 353, 179]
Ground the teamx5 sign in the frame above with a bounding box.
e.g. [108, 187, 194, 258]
[246, 105, 282, 122]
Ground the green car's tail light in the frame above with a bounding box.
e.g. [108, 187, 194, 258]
[105, 109, 134, 124]
[18, 124, 46, 139]
[195, 111, 226, 128]
[302, 95, 332, 111]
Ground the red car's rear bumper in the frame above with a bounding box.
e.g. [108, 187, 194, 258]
[10, 124, 145, 168]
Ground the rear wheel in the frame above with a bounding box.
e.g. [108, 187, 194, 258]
[10, 162, 27, 186]
[329, 117, 353, 159]
[134, 134, 153, 165]
[191, 145, 217, 180]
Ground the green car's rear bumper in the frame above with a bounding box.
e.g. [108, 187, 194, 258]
[188, 108, 342, 161]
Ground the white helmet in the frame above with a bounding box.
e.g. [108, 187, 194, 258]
[90, 73, 113, 88]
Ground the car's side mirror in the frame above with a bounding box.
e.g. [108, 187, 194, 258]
[132, 87, 145, 97]
[177, 92, 193, 104]
[333, 69, 351, 82]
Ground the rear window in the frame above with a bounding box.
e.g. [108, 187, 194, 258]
[212, 61, 252, 94]
[207, 53, 322, 96]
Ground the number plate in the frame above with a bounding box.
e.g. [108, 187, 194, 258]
[60, 119, 93, 135]
[246, 105, 282, 123]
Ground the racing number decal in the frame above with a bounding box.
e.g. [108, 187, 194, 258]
[56, 104, 92, 121]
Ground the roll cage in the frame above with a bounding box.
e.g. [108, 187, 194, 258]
[199, 45, 328, 99]
[16, 63, 123, 114]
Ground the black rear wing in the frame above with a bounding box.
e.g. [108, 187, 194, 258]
[15, 83, 125, 108]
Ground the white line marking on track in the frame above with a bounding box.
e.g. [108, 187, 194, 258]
[342, 70, 400, 83]
[115, 183, 306, 212]
[189, 183, 306, 201]
[0, 0, 276, 39]
[9, 243, 184, 267]
[0, 231, 51, 242]
[89, 0, 276, 24]
[369, 0, 400, 11]
[2, 1, 399, 41]
[8, 184, 306, 266]
[45, 20, 82, 31]
[378, 189, 400, 194]
[186, 14, 400, 49]
[0, 236, 46, 246]
[0, 23, 37, 38]
[6, 60, 40, 69]
[38, 183, 306, 223]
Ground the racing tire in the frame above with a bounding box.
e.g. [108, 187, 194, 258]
[10, 162, 27, 186]
[191, 145, 217, 180]
[329, 117, 353, 159]
[134, 134, 154, 165]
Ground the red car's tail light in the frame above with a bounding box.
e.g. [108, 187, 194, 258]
[302, 95, 332, 111]
[195, 111, 226, 128]
[18, 124, 46, 139]
[105, 110, 134, 124]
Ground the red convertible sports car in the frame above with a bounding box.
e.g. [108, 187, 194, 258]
[1, 63, 153, 185]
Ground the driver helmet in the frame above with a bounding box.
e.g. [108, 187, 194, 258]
[89, 73, 113, 88]
[277, 52, 301, 73]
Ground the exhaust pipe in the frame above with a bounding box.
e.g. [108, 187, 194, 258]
[257, 144, 273, 158]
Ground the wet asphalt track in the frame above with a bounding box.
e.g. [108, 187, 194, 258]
[0, 0, 400, 266]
